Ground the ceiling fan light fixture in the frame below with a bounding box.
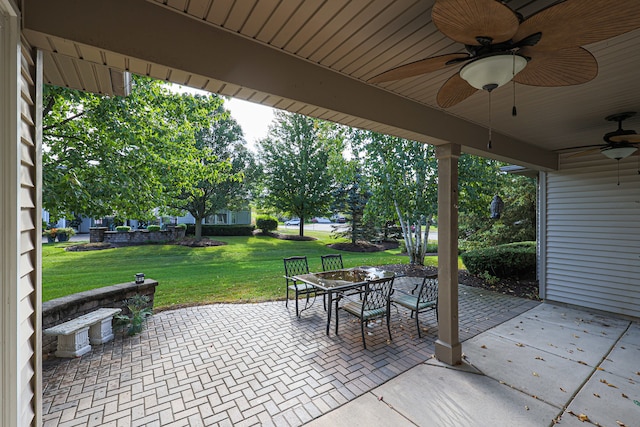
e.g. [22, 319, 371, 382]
[460, 54, 527, 91]
[601, 146, 638, 160]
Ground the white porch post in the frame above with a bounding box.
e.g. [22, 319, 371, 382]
[435, 143, 462, 365]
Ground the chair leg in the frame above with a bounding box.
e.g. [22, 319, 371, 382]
[386, 315, 392, 342]
[361, 320, 367, 350]
[416, 310, 421, 338]
[285, 286, 289, 307]
[334, 298, 340, 335]
[295, 290, 300, 317]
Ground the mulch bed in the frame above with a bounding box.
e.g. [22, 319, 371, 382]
[380, 263, 540, 301]
[253, 230, 317, 241]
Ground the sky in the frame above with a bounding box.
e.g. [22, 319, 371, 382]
[225, 98, 275, 150]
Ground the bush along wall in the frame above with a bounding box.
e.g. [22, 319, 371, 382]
[185, 224, 255, 236]
[461, 241, 536, 279]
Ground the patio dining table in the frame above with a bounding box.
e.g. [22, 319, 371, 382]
[294, 267, 397, 335]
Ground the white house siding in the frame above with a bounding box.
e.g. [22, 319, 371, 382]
[1, 5, 41, 423]
[543, 153, 640, 318]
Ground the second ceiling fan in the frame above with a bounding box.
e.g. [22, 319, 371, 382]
[369, 0, 640, 109]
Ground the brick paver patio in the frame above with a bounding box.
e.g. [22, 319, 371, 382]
[42, 278, 539, 426]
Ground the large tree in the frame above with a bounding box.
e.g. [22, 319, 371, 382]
[42, 76, 222, 222]
[168, 101, 257, 239]
[257, 112, 337, 236]
[360, 132, 438, 265]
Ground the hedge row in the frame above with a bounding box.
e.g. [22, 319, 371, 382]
[461, 241, 536, 279]
[185, 224, 255, 236]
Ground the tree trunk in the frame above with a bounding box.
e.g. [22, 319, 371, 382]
[195, 218, 203, 240]
[299, 216, 304, 237]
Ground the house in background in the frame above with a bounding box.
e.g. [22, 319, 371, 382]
[2, 1, 639, 425]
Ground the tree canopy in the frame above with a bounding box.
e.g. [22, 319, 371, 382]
[42, 76, 235, 224]
[257, 112, 339, 236]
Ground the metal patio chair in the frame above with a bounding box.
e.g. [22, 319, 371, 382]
[335, 276, 395, 349]
[391, 273, 438, 338]
[321, 254, 343, 271]
[284, 256, 324, 317]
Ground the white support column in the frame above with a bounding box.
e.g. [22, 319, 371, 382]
[435, 143, 462, 366]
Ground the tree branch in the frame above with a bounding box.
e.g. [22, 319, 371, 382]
[43, 111, 87, 131]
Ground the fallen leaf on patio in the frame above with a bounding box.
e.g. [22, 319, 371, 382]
[500, 381, 506, 384]
[608, 383, 618, 388]
[621, 346, 625, 349]
[621, 393, 628, 399]
[634, 400, 640, 406]
[593, 393, 600, 398]
[577, 348, 584, 352]
[596, 367, 604, 371]
[516, 343, 524, 347]
[532, 372, 539, 377]
[602, 332, 607, 335]
[481, 345, 487, 349]
[578, 361, 588, 365]
[567, 410, 575, 415]
[507, 359, 512, 363]
[616, 421, 626, 427]
[525, 406, 529, 410]
[378, 395, 384, 401]
[560, 387, 566, 392]
[573, 334, 580, 338]
[578, 413, 589, 422]
[535, 356, 545, 361]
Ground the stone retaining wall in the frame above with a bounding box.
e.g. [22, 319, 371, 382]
[42, 279, 158, 356]
[90, 226, 186, 244]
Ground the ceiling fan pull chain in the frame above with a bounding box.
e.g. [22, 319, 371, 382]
[512, 53, 517, 117]
[488, 91, 493, 149]
[617, 160, 621, 186]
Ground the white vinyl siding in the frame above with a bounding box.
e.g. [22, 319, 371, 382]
[543, 153, 640, 318]
[1, 5, 41, 422]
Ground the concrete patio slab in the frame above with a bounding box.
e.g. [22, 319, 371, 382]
[519, 304, 631, 332]
[303, 391, 415, 427]
[462, 333, 594, 408]
[600, 341, 640, 381]
[619, 321, 640, 344]
[481, 307, 625, 367]
[308, 362, 559, 427]
[564, 368, 640, 427]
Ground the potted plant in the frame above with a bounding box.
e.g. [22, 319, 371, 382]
[43, 228, 57, 243]
[56, 227, 76, 242]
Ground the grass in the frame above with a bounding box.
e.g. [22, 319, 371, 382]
[42, 231, 442, 310]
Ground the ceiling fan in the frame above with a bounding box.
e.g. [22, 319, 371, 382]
[369, 0, 640, 109]
[567, 112, 640, 160]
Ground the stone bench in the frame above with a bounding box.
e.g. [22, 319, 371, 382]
[43, 308, 122, 358]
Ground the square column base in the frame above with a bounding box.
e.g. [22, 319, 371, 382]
[435, 339, 462, 366]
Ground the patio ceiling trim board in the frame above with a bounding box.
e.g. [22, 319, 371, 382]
[23, 0, 557, 171]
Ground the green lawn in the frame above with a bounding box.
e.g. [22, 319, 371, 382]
[42, 231, 440, 310]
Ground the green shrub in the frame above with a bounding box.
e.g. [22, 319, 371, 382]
[398, 239, 438, 254]
[256, 215, 278, 232]
[175, 223, 187, 230]
[58, 227, 76, 236]
[185, 224, 255, 236]
[147, 225, 161, 232]
[116, 225, 131, 232]
[461, 241, 536, 279]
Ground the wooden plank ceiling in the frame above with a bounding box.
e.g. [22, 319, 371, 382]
[22, 0, 640, 170]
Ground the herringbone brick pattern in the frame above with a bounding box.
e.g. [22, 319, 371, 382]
[42, 279, 538, 426]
